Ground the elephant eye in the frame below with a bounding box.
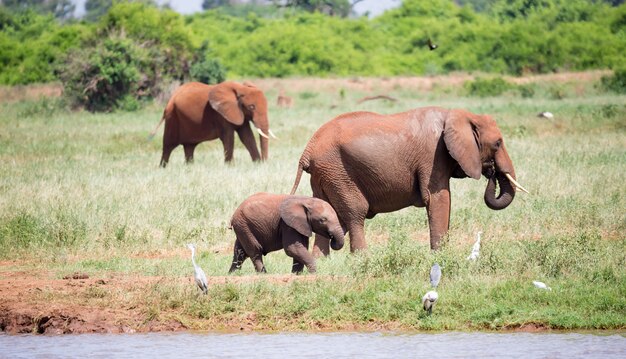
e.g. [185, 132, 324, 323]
[494, 139, 502, 149]
[320, 217, 327, 223]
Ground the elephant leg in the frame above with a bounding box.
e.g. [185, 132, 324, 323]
[229, 239, 248, 273]
[236, 125, 261, 162]
[281, 224, 316, 273]
[221, 129, 236, 162]
[291, 259, 305, 274]
[183, 143, 198, 164]
[425, 188, 451, 250]
[312, 180, 368, 255]
[160, 144, 177, 167]
[345, 217, 367, 252]
[232, 225, 266, 273]
[312, 233, 330, 258]
[251, 254, 266, 273]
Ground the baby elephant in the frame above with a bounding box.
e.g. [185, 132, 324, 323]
[229, 193, 344, 274]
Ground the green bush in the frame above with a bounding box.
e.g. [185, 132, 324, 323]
[57, 34, 151, 112]
[600, 68, 626, 93]
[517, 83, 536, 98]
[190, 44, 226, 84]
[0, 11, 90, 85]
[549, 84, 567, 99]
[2, 0, 626, 83]
[465, 77, 513, 97]
[101, 2, 194, 81]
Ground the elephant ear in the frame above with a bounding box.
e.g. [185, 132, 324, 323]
[443, 110, 482, 179]
[208, 82, 244, 126]
[279, 197, 312, 237]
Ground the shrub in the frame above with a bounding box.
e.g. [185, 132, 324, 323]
[465, 77, 513, 97]
[549, 84, 567, 99]
[190, 43, 227, 84]
[0, 11, 90, 85]
[101, 2, 194, 81]
[517, 83, 536, 98]
[57, 34, 151, 112]
[190, 58, 226, 85]
[600, 68, 626, 94]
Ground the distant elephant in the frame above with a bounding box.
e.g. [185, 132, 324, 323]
[150, 81, 276, 166]
[229, 193, 345, 274]
[290, 106, 528, 255]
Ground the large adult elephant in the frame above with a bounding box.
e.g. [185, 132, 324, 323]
[290, 106, 528, 255]
[150, 81, 276, 166]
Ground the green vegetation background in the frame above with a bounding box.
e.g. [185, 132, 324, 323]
[1, 0, 626, 85]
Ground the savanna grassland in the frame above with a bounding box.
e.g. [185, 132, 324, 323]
[0, 72, 625, 334]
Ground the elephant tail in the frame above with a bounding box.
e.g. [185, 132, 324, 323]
[147, 111, 166, 140]
[289, 156, 309, 195]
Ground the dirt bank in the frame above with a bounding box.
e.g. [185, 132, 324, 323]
[0, 265, 556, 335]
[0, 266, 326, 335]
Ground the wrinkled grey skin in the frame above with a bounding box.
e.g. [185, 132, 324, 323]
[290, 106, 518, 255]
[229, 193, 345, 274]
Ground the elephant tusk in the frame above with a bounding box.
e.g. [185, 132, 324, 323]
[256, 127, 270, 139]
[505, 173, 530, 194]
[268, 129, 278, 139]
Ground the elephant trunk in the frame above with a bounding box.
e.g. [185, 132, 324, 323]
[484, 147, 516, 210]
[329, 226, 345, 251]
[484, 172, 515, 210]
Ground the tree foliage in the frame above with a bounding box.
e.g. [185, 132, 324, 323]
[1, 0, 625, 85]
[57, 34, 151, 112]
[281, 0, 362, 17]
[1, 0, 75, 20]
[0, 10, 90, 84]
[84, 0, 112, 22]
[190, 41, 227, 84]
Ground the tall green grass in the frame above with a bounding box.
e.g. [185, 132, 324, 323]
[0, 76, 624, 330]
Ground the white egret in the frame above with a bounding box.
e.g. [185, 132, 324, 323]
[422, 291, 439, 315]
[187, 243, 208, 295]
[537, 112, 554, 119]
[532, 280, 552, 291]
[467, 231, 482, 261]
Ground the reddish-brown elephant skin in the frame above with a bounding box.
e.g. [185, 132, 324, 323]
[153, 81, 271, 166]
[229, 193, 345, 274]
[290, 106, 519, 255]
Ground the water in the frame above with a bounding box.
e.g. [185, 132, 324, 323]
[1, 332, 624, 358]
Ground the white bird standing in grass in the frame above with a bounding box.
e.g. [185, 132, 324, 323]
[422, 263, 441, 315]
[187, 243, 208, 295]
[532, 280, 552, 291]
[467, 231, 482, 261]
[537, 111, 554, 119]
